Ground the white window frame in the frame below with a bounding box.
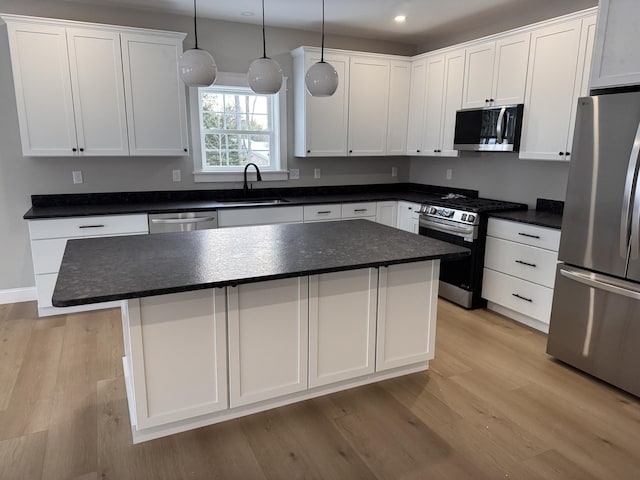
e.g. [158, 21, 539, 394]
[190, 72, 288, 182]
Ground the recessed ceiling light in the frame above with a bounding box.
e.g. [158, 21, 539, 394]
[241, 11, 255, 16]
[394, 15, 406, 23]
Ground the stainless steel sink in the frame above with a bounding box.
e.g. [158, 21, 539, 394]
[219, 198, 289, 205]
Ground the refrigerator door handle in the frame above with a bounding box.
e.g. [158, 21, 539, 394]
[621, 120, 640, 259]
[560, 267, 640, 300]
[629, 121, 640, 260]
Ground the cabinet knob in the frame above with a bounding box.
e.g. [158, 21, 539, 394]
[72, 147, 77, 152]
[559, 152, 565, 156]
[79, 147, 84, 152]
[417, 149, 420, 153]
[490, 98, 495, 102]
[184, 148, 188, 152]
[307, 149, 311, 154]
[485, 99, 489, 103]
[566, 151, 570, 156]
[349, 150, 353, 154]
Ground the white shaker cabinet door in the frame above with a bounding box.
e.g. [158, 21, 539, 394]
[121, 33, 189, 156]
[492, 32, 530, 106]
[348, 56, 390, 156]
[5, 22, 77, 156]
[406, 59, 427, 155]
[439, 49, 465, 157]
[376, 261, 439, 371]
[386, 60, 411, 155]
[462, 42, 495, 109]
[66, 28, 129, 156]
[228, 277, 309, 407]
[126, 289, 229, 429]
[308, 269, 377, 387]
[421, 55, 445, 155]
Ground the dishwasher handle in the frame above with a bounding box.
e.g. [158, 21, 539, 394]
[150, 216, 216, 225]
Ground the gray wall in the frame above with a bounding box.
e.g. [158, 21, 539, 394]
[409, 153, 570, 207]
[0, 0, 415, 290]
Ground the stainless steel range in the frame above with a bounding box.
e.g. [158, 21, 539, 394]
[417, 196, 525, 309]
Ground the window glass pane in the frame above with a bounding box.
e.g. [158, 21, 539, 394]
[202, 112, 224, 129]
[200, 93, 223, 112]
[205, 150, 225, 167]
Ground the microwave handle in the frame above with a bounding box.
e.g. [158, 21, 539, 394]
[496, 107, 506, 144]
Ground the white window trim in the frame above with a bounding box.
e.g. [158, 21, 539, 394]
[189, 72, 288, 183]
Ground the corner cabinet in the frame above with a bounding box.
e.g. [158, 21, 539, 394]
[1, 15, 188, 157]
[590, 0, 640, 90]
[291, 47, 410, 157]
[519, 15, 596, 161]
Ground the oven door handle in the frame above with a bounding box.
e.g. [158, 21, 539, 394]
[419, 219, 474, 236]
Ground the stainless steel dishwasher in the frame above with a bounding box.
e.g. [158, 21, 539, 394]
[148, 211, 218, 233]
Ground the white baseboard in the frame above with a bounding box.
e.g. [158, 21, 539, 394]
[0, 286, 37, 305]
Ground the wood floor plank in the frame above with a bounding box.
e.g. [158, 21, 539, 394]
[0, 326, 64, 440]
[0, 430, 47, 480]
[41, 313, 98, 480]
[0, 310, 33, 410]
[94, 308, 124, 381]
[507, 448, 602, 480]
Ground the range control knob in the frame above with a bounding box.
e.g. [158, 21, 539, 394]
[467, 214, 476, 223]
[428, 207, 437, 215]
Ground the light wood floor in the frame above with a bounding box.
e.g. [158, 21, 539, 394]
[1, 299, 639, 479]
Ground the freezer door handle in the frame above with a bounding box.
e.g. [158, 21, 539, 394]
[629, 120, 640, 260]
[621, 120, 640, 259]
[560, 268, 640, 300]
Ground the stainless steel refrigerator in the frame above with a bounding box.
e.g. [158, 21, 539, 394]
[547, 91, 640, 397]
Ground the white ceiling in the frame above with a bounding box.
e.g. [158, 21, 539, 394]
[64, 0, 598, 45]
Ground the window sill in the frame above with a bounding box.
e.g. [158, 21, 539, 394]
[193, 170, 289, 183]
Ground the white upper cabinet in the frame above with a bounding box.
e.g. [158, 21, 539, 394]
[590, 0, 640, 90]
[462, 32, 530, 108]
[1, 15, 187, 157]
[293, 49, 350, 157]
[408, 49, 464, 157]
[386, 60, 411, 155]
[121, 33, 189, 156]
[519, 16, 596, 161]
[348, 56, 390, 155]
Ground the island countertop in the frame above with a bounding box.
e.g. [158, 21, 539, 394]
[52, 219, 469, 307]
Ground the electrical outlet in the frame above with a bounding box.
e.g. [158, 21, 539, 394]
[314, 168, 321, 179]
[289, 168, 300, 180]
[391, 166, 398, 177]
[72, 170, 83, 184]
[446, 168, 453, 180]
[172, 169, 182, 182]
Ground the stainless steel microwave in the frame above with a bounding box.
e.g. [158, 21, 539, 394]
[453, 104, 524, 152]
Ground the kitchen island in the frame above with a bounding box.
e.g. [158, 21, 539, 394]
[53, 220, 468, 443]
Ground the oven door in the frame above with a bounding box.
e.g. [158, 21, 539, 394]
[418, 216, 479, 308]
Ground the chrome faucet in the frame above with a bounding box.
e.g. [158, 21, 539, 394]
[243, 163, 263, 196]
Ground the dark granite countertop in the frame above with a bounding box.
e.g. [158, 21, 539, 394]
[489, 199, 563, 229]
[24, 184, 473, 219]
[52, 220, 469, 307]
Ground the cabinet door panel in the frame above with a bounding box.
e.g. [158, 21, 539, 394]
[376, 261, 439, 371]
[519, 20, 582, 160]
[462, 43, 495, 108]
[304, 52, 349, 156]
[492, 33, 530, 105]
[228, 277, 308, 407]
[440, 50, 465, 156]
[386, 60, 411, 154]
[6, 22, 77, 156]
[422, 55, 445, 154]
[406, 60, 426, 155]
[128, 289, 228, 429]
[121, 33, 188, 156]
[348, 56, 390, 155]
[309, 269, 376, 387]
[66, 28, 129, 156]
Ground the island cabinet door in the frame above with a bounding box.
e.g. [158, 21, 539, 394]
[308, 269, 377, 388]
[376, 261, 440, 371]
[228, 277, 309, 408]
[126, 289, 228, 430]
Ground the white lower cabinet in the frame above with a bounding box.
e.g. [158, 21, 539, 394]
[375, 201, 398, 227]
[227, 277, 309, 408]
[482, 218, 560, 332]
[217, 206, 304, 227]
[121, 261, 440, 443]
[308, 269, 377, 387]
[376, 261, 439, 371]
[124, 289, 228, 429]
[396, 201, 421, 233]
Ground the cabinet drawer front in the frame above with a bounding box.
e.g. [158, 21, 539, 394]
[485, 237, 558, 287]
[29, 214, 148, 240]
[218, 206, 304, 227]
[488, 218, 560, 251]
[482, 268, 553, 323]
[341, 202, 377, 218]
[303, 204, 341, 222]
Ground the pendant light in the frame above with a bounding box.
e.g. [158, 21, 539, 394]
[247, 0, 283, 94]
[179, 0, 217, 87]
[305, 0, 338, 97]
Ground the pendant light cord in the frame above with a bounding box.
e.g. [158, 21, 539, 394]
[321, 0, 325, 62]
[193, 0, 199, 49]
[261, 0, 267, 58]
